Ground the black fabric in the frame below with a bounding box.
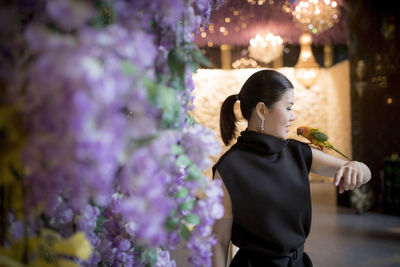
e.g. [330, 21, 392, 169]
[213, 130, 313, 267]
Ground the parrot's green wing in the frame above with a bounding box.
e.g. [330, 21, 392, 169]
[310, 129, 329, 142]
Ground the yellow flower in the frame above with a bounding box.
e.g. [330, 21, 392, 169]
[53, 232, 92, 261]
[0, 105, 27, 186]
[0, 229, 93, 266]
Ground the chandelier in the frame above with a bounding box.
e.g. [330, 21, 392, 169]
[288, 0, 340, 34]
[248, 33, 284, 64]
[294, 33, 320, 88]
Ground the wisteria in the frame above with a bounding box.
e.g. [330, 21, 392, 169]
[0, 0, 224, 266]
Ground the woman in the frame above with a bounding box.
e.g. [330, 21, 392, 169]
[212, 70, 371, 267]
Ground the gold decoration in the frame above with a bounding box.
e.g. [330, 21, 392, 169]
[294, 33, 320, 88]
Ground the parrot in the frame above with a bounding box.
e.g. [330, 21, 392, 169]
[297, 126, 351, 160]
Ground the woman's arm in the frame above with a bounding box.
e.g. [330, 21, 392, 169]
[212, 170, 233, 267]
[310, 147, 371, 193]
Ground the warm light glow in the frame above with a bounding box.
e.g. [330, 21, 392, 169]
[300, 51, 312, 60]
[207, 41, 213, 47]
[209, 24, 214, 33]
[299, 34, 312, 44]
[201, 32, 207, 38]
[248, 32, 284, 64]
[294, 33, 320, 88]
[232, 58, 259, 69]
[388, 98, 393, 104]
[295, 67, 320, 88]
[219, 26, 225, 33]
[225, 17, 231, 23]
[291, 0, 340, 34]
[233, 10, 239, 16]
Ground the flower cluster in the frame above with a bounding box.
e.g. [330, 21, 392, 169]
[0, 0, 224, 266]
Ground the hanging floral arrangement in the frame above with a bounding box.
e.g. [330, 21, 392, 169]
[0, 0, 224, 266]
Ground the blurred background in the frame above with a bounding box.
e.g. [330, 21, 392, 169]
[179, 0, 400, 265]
[191, 0, 400, 215]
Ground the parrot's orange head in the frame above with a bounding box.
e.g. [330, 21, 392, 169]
[297, 126, 309, 136]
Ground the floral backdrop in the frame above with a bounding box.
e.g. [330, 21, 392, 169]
[0, 0, 224, 266]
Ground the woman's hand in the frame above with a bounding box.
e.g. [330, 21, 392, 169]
[334, 161, 371, 194]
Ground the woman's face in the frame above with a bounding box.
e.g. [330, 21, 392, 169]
[263, 89, 295, 140]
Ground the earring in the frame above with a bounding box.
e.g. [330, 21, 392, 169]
[260, 117, 264, 131]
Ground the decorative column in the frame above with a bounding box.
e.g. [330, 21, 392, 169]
[324, 44, 333, 67]
[273, 55, 283, 68]
[220, 44, 232, 69]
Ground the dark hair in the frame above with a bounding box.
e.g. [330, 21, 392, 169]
[219, 70, 293, 146]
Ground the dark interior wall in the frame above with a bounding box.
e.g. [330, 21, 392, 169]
[339, 0, 400, 211]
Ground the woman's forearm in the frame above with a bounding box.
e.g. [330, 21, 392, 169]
[360, 161, 372, 184]
[212, 242, 228, 267]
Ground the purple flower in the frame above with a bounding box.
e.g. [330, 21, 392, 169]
[46, 0, 94, 31]
[118, 239, 131, 251]
[185, 178, 224, 266]
[181, 124, 221, 170]
[75, 204, 100, 233]
[118, 137, 178, 246]
[186, 235, 217, 267]
[155, 248, 176, 267]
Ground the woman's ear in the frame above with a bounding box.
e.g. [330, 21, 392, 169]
[255, 102, 266, 120]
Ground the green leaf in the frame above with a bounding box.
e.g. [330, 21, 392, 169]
[186, 164, 202, 181]
[191, 46, 211, 67]
[185, 114, 198, 127]
[188, 61, 200, 72]
[180, 199, 195, 211]
[94, 207, 105, 234]
[122, 61, 137, 76]
[180, 224, 191, 241]
[130, 135, 157, 150]
[183, 214, 200, 225]
[89, 3, 116, 27]
[158, 87, 181, 128]
[165, 216, 180, 232]
[143, 79, 181, 128]
[141, 248, 157, 266]
[170, 76, 184, 91]
[175, 187, 190, 199]
[171, 144, 184, 155]
[176, 154, 191, 167]
[168, 47, 186, 80]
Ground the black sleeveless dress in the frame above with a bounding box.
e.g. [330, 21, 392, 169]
[212, 130, 313, 267]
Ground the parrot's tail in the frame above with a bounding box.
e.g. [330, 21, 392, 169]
[331, 147, 351, 161]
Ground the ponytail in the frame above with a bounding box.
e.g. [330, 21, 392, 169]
[220, 94, 239, 146]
